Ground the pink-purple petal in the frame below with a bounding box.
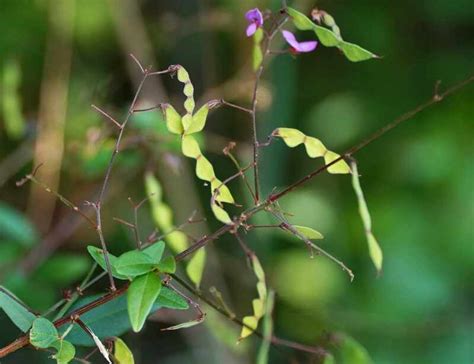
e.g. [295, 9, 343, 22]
[245, 8, 263, 26]
[246, 22, 257, 37]
[281, 30, 317, 53]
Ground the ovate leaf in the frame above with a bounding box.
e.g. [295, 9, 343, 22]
[30, 317, 58, 349]
[195, 155, 216, 181]
[142, 241, 165, 263]
[114, 337, 135, 364]
[52, 339, 75, 364]
[155, 287, 189, 310]
[127, 272, 162, 332]
[186, 104, 209, 134]
[211, 203, 232, 224]
[181, 134, 201, 158]
[162, 104, 183, 135]
[114, 250, 155, 278]
[340, 41, 378, 62]
[286, 7, 315, 30]
[87, 246, 128, 280]
[0, 287, 36, 332]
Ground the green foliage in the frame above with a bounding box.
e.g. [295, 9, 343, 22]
[0, 287, 36, 332]
[156, 255, 176, 273]
[286, 7, 378, 62]
[338, 334, 374, 364]
[114, 337, 135, 364]
[155, 286, 189, 310]
[127, 272, 162, 332]
[35, 254, 91, 286]
[293, 225, 324, 240]
[86, 246, 128, 280]
[29, 317, 58, 348]
[114, 250, 156, 278]
[52, 339, 76, 364]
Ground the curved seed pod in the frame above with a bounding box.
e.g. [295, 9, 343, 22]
[273, 127, 351, 174]
[239, 254, 267, 341]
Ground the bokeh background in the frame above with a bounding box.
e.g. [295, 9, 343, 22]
[0, 0, 473, 363]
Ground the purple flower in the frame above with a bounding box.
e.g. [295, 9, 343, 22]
[245, 8, 263, 37]
[282, 30, 318, 53]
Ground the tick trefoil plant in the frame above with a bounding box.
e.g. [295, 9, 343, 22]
[0, 3, 472, 364]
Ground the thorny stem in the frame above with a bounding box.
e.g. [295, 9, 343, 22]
[0, 71, 472, 361]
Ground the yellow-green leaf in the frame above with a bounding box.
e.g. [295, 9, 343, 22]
[211, 179, 235, 204]
[181, 135, 201, 158]
[239, 316, 258, 340]
[186, 104, 209, 134]
[186, 249, 206, 288]
[367, 233, 383, 272]
[162, 104, 183, 135]
[324, 150, 351, 174]
[304, 137, 326, 158]
[293, 225, 324, 240]
[114, 337, 135, 364]
[196, 156, 216, 181]
[177, 67, 190, 83]
[275, 127, 305, 147]
[211, 203, 232, 224]
[340, 41, 378, 62]
[184, 98, 195, 114]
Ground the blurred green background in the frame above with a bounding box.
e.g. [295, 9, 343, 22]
[0, 0, 473, 363]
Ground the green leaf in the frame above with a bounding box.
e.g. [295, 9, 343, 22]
[114, 337, 135, 364]
[142, 241, 165, 263]
[127, 272, 162, 332]
[30, 317, 59, 349]
[162, 104, 183, 134]
[86, 246, 128, 280]
[186, 248, 206, 287]
[157, 256, 176, 273]
[115, 250, 155, 278]
[52, 339, 76, 364]
[155, 287, 189, 310]
[340, 334, 374, 364]
[340, 41, 378, 62]
[313, 25, 342, 47]
[35, 254, 90, 286]
[0, 202, 37, 247]
[293, 225, 324, 240]
[0, 286, 36, 332]
[323, 353, 336, 364]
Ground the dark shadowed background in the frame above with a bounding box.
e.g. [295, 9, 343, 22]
[0, 0, 473, 363]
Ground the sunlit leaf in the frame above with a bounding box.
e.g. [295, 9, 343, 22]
[340, 334, 374, 364]
[0, 286, 36, 332]
[177, 67, 190, 83]
[114, 337, 134, 364]
[2, 58, 24, 139]
[86, 246, 128, 280]
[127, 272, 162, 332]
[186, 248, 206, 287]
[293, 225, 324, 240]
[115, 250, 155, 278]
[239, 316, 258, 340]
[30, 317, 58, 349]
